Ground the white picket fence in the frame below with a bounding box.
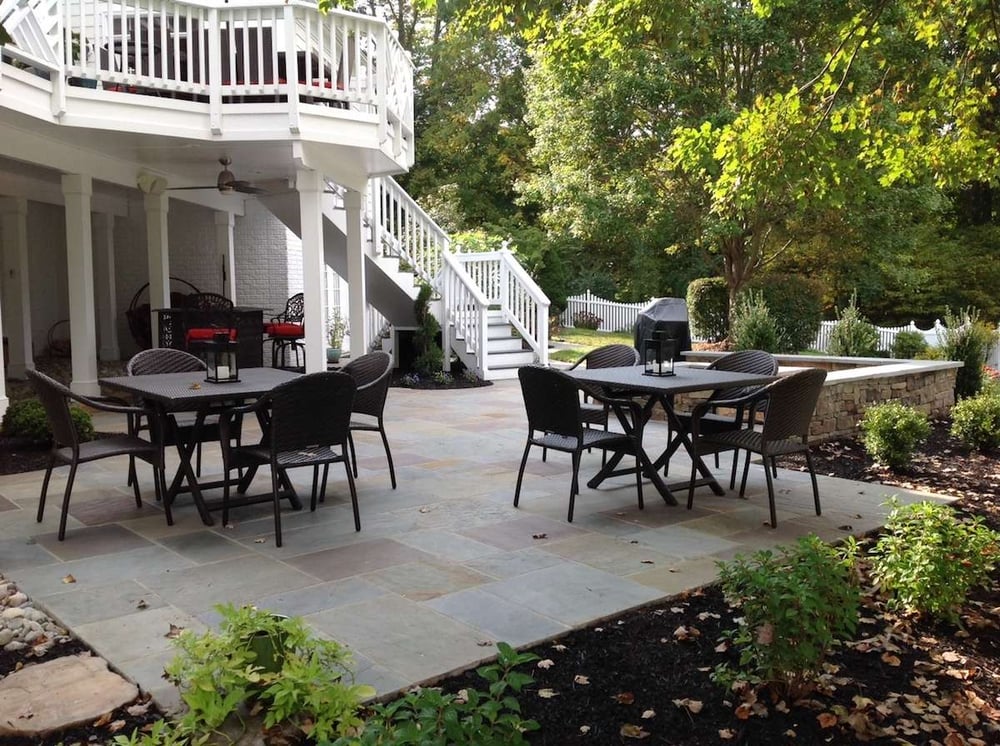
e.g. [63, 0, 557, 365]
[560, 291, 1000, 366]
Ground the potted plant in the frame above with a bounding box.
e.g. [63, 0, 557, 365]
[327, 308, 346, 363]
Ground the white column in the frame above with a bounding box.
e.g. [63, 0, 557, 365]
[216, 211, 236, 301]
[297, 168, 325, 373]
[62, 174, 99, 396]
[93, 212, 121, 361]
[143, 189, 170, 347]
[0, 197, 34, 378]
[344, 187, 368, 359]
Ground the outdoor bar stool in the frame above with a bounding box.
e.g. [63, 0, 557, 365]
[182, 292, 238, 350]
[264, 293, 305, 369]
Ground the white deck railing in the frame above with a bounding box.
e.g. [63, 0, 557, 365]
[2, 0, 413, 144]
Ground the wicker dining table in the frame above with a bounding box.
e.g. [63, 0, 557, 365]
[100, 367, 301, 525]
[566, 364, 778, 504]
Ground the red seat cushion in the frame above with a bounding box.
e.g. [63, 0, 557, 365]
[186, 328, 237, 345]
[265, 322, 305, 338]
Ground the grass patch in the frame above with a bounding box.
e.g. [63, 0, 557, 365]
[550, 328, 633, 363]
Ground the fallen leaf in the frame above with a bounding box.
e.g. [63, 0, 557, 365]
[673, 698, 703, 714]
[418, 507, 432, 514]
[882, 652, 902, 666]
[126, 702, 151, 717]
[537, 659, 555, 669]
[579, 725, 591, 734]
[538, 689, 558, 699]
[136, 599, 148, 609]
[108, 720, 127, 733]
[613, 692, 635, 705]
[93, 711, 114, 727]
[942, 651, 963, 663]
[735, 703, 753, 720]
[164, 624, 184, 639]
[62, 574, 76, 584]
[574, 674, 590, 685]
[641, 709, 656, 719]
[817, 712, 838, 728]
[619, 724, 650, 739]
[476, 640, 494, 647]
[253, 538, 267, 544]
[552, 644, 568, 652]
[531, 532, 548, 540]
[719, 729, 737, 740]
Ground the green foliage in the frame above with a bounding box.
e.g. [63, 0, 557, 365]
[132, 603, 373, 744]
[686, 277, 729, 343]
[572, 310, 602, 330]
[729, 291, 780, 353]
[1, 398, 94, 443]
[938, 306, 998, 400]
[859, 401, 931, 470]
[328, 308, 346, 349]
[715, 535, 860, 696]
[828, 293, 879, 357]
[950, 393, 1000, 451]
[413, 284, 444, 376]
[870, 499, 1000, 622]
[891, 330, 929, 359]
[340, 642, 540, 745]
[746, 273, 822, 353]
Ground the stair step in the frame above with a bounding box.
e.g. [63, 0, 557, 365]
[487, 337, 524, 353]
[486, 350, 536, 368]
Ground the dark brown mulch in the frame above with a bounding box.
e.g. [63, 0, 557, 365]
[2, 415, 999, 744]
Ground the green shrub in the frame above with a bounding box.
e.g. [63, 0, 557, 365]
[859, 401, 931, 469]
[1, 398, 94, 443]
[413, 283, 444, 377]
[118, 604, 373, 745]
[715, 535, 860, 697]
[572, 310, 602, 330]
[950, 393, 1000, 450]
[891, 330, 929, 359]
[746, 273, 823, 353]
[870, 499, 1000, 622]
[828, 292, 879, 357]
[729, 290, 780, 352]
[938, 306, 998, 399]
[342, 642, 539, 745]
[686, 277, 729, 343]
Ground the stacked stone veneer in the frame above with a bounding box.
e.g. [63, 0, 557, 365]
[676, 354, 961, 441]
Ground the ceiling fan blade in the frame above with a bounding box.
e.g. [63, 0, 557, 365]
[166, 185, 219, 190]
[232, 181, 268, 194]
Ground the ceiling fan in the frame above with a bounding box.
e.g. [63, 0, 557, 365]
[167, 157, 267, 195]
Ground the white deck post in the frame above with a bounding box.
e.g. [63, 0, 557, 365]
[297, 167, 325, 373]
[142, 185, 170, 348]
[93, 211, 120, 362]
[0, 197, 35, 378]
[344, 186, 367, 359]
[216, 211, 236, 301]
[62, 174, 99, 395]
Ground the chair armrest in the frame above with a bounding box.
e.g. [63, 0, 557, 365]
[690, 386, 769, 422]
[67, 390, 154, 418]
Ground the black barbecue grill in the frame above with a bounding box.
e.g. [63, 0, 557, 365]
[632, 298, 691, 361]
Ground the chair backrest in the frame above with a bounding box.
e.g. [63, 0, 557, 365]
[708, 349, 779, 401]
[25, 369, 79, 449]
[127, 348, 206, 376]
[760, 368, 827, 442]
[183, 292, 234, 311]
[574, 344, 639, 370]
[276, 293, 305, 324]
[268, 371, 356, 454]
[518, 366, 583, 440]
[341, 351, 392, 418]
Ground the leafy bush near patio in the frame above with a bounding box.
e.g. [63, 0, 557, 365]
[715, 534, 860, 697]
[114, 604, 372, 745]
[413, 283, 444, 376]
[572, 310, 602, 330]
[729, 290, 780, 352]
[686, 276, 729, 343]
[950, 392, 1000, 450]
[828, 292, 879, 357]
[938, 306, 998, 399]
[859, 401, 931, 469]
[340, 642, 540, 745]
[891, 330, 929, 359]
[870, 500, 1000, 622]
[1, 398, 94, 443]
[746, 273, 822, 353]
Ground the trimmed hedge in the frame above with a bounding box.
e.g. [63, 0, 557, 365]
[745, 273, 823, 353]
[686, 277, 729, 343]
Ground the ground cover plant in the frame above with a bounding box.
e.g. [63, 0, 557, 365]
[3, 396, 1000, 744]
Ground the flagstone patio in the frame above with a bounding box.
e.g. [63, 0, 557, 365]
[0, 378, 938, 712]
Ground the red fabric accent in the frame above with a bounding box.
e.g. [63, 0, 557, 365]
[186, 328, 237, 345]
[266, 322, 305, 338]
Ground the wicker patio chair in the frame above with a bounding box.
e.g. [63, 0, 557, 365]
[567, 343, 641, 428]
[515, 365, 644, 522]
[687, 367, 827, 528]
[219, 371, 358, 547]
[27, 369, 166, 541]
[264, 292, 305, 369]
[338, 351, 395, 488]
[182, 292, 237, 349]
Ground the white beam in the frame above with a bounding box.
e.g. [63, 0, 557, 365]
[297, 167, 325, 374]
[62, 174, 99, 396]
[0, 197, 35, 378]
[344, 186, 367, 358]
[93, 212, 121, 362]
[215, 211, 236, 301]
[143, 188, 170, 348]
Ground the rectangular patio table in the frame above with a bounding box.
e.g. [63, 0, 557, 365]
[99, 367, 301, 525]
[566, 364, 778, 505]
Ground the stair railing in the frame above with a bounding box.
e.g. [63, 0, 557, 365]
[440, 250, 491, 378]
[452, 249, 549, 366]
[368, 175, 449, 286]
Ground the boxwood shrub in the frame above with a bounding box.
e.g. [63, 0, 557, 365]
[1, 398, 95, 443]
[686, 277, 729, 343]
[745, 273, 823, 353]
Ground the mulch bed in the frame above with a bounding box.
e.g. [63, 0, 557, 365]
[2, 415, 999, 744]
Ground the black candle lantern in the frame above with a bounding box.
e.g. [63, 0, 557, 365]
[203, 331, 239, 383]
[643, 335, 676, 376]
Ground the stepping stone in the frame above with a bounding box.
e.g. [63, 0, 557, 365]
[0, 653, 138, 737]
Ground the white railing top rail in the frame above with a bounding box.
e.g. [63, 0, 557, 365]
[371, 176, 449, 285]
[442, 250, 490, 307]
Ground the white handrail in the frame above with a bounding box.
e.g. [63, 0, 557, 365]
[441, 250, 491, 377]
[369, 175, 449, 286]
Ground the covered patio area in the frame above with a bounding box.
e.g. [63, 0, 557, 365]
[0, 379, 935, 710]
